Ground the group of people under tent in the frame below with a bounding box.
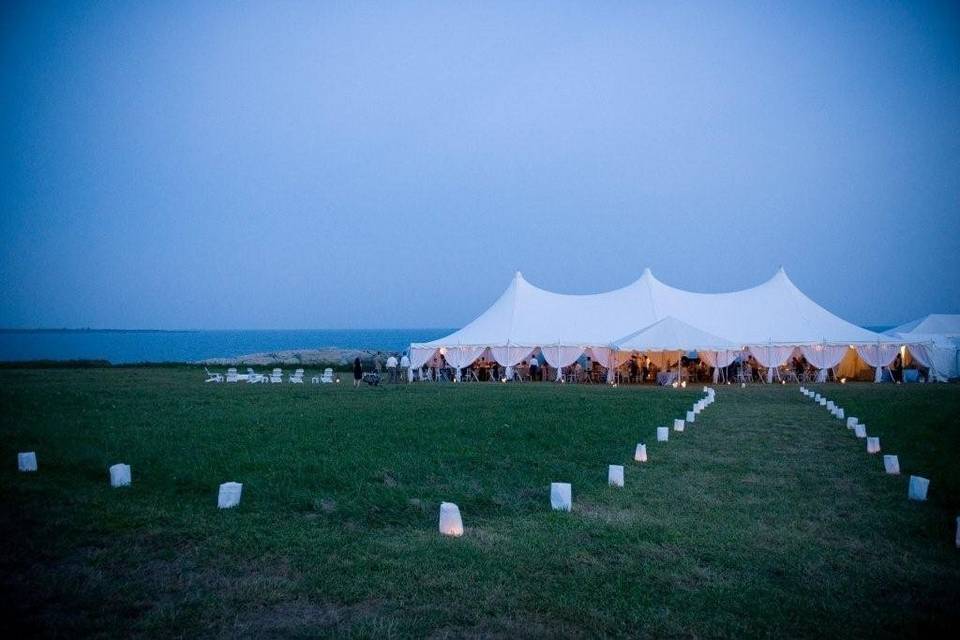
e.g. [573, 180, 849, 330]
[398, 348, 929, 384]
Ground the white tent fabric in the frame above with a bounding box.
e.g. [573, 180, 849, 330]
[800, 344, 849, 370]
[889, 314, 960, 336]
[749, 346, 798, 382]
[699, 349, 742, 382]
[490, 345, 535, 381]
[410, 268, 907, 378]
[886, 314, 960, 381]
[587, 347, 615, 382]
[541, 346, 586, 381]
[856, 344, 900, 383]
[445, 346, 487, 381]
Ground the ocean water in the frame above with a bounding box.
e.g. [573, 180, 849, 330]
[0, 329, 454, 364]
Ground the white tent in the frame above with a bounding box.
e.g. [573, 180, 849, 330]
[410, 268, 910, 382]
[885, 314, 960, 381]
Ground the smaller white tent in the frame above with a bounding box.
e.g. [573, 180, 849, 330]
[612, 316, 737, 352]
[886, 314, 960, 381]
[612, 317, 741, 383]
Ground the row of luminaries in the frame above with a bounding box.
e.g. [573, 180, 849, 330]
[15, 390, 720, 532]
[798, 386, 928, 498]
[543, 387, 717, 522]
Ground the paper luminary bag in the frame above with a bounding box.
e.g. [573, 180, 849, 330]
[658, 427, 670, 441]
[836, 408, 845, 420]
[17, 452, 37, 472]
[608, 465, 624, 487]
[550, 482, 572, 511]
[847, 417, 858, 429]
[109, 463, 131, 487]
[634, 443, 647, 462]
[826, 401, 835, 411]
[673, 419, 685, 432]
[908, 476, 929, 501]
[439, 502, 464, 536]
[854, 424, 867, 438]
[685, 411, 695, 423]
[883, 455, 900, 475]
[218, 482, 243, 509]
[866, 437, 881, 454]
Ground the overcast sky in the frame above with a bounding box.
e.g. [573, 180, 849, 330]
[1, 1, 958, 330]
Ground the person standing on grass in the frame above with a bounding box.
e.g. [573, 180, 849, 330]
[386, 353, 398, 383]
[353, 356, 363, 388]
[399, 352, 410, 382]
[529, 355, 539, 382]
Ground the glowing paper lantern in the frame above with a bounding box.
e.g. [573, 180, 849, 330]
[908, 476, 929, 501]
[847, 417, 858, 429]
[818, 398, 827, 407]
[439, 502, 464, 536]
[17, 452, 37, 472]
[854, 424, 866, 439]
[109, 463, 131, 487]
[218, 482, 243, 509]
[836, 408, 845, 420]
[673, 419, 685, 432]
[657, 427, 669, 442]
[608, 465, 624, 487]
[634, 443, 647, 462]
[814, 394, 822, 402]
[550, 482, 572, 511]
[826, 401, 835, 411]
[883, 455, 900, 475]
[685, 411, 695, 423]
[866, 437, 880, 454]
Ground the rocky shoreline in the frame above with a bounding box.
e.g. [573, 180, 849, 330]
[197, 347, 400, 366]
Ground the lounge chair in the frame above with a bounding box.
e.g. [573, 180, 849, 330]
[226, 367, 240, 383]
[204, 367, 223, 383]
[289, 368, 304, 383]
[320, 368, 334, 383]
[270, 368, 283, 383]
[246, 368, 267, 383]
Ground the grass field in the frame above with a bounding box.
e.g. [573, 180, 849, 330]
[1, 369, 958, 638]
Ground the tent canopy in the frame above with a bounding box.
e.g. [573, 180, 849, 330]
[414, 267, 894, 350]
[612, 316, 738, 352]
[885, 314, 960, 381]
[889, 314, 960, 338]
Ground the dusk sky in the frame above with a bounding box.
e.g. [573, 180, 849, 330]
[1, 1, 958, 330]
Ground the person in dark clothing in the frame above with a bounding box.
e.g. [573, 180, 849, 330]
[353, 356, 363, 388]
[893, 353, 903, 382]
[793, 356, 804, 379]
[629, 357, 639, 383]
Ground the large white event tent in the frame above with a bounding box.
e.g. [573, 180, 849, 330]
[409, 268, 924, 383]
[885, 314, 960, 381]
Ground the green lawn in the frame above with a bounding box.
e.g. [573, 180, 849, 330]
[1, 369, 958, 638]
